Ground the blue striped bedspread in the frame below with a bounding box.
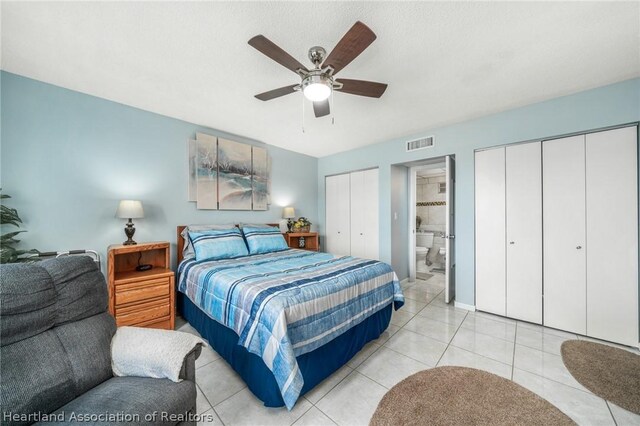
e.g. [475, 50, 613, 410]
[178, 249, 403, 409]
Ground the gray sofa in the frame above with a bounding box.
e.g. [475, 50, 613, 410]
[0, 256, 201, 425]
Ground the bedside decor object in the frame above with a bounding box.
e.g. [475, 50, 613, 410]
[107, 241, 174, 329]
[283, 207, 296, 232]
[292, 217, 312, 233]
[283, 232, 319, 252]
[116, 200, 144, 245]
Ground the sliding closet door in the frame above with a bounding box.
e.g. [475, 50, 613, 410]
[325, 173, 351, 256]
[350, 168, 379, 260]
[506, 142, 542, 324]
[543, 135, 586, 335]
[475, 147, 506, 316]
[586, 126, 638, 346]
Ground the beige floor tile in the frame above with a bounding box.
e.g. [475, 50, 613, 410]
[384, 329, 447, 366]
[389, 309, 414, 327]
[196, 345, 222, 369]
[515, 326, 572, 355]
[437, 346, 512, 379]
[197, 409, 224, 426]
[214, 388, 311, 426]
[417, 305, 467, 326]
[346, 341, 381, 368]
[400, 298, 428, 314]
[304, 365, 353, 404]
[292, 407, 337, 426]
[373, 324, 401, 345]
[357, 347, 429, 389]
[316, 371, 388, 426]
[196, 384, 213, 414]
[404, 315, 459, 344]
[608, 402, 640, 426]
[516, 321, 577, 339]
[450, 327, 515, 365]
[196, 358, 247, 406]
[461, 314, 516, 342]
[512, 368, 615, 426]
[513, 344, 587, 391]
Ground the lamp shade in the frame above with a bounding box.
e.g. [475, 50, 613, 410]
[282, 207, 295, 219]
[116, 200, 144, 219]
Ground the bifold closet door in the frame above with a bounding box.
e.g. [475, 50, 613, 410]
[543, 135, 587, 335]
[350, 168, 379, 260]
[505, 142, 542, 324]
[585, 126, 638, 346]
[325, 173, 351, 256]
[475, 147, 506, 316]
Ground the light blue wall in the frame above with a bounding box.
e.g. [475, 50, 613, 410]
[318, 78, 640, 306]
[0, 72, 318, 269]
[390, 165, 409, 280]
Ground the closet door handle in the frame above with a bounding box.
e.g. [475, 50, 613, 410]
[576, 246, 582, 250]
[509, 241, 515, 245]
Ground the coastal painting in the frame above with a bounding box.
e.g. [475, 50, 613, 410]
[218, 138, 252, 210]
[195, 134, 218, 210]
[252, 146, 268, 210]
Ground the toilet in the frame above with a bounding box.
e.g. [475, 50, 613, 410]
[416, 231, 435, 273]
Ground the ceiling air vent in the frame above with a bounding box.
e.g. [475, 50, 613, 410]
[406, 136, 434, 152]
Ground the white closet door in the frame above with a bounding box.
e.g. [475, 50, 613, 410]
[506, 142, 542, 324]
[325, 173, 351, 256]
[586, 126, 638, 346]
[475, 147, 506, 316]
[543, 135, 587, 335]
[350, 169, 379, 260]
[362, 168, 379, 260]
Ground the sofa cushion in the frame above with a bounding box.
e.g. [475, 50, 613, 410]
[0, 262, 56, 346]
[48, 376, 196, 425]
[40, 256, 109, 325]
[1, 328, 76, 424]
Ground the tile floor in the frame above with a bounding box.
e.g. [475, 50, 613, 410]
[176, 274, 640, 426]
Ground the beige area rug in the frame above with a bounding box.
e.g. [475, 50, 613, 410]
[370, 366, 574, 426]
[561, 340, 640, 414]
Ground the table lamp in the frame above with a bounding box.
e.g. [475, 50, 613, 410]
[283, 206, 295, 232]
[116, 200, 144, 245]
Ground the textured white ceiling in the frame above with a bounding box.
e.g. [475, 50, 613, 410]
[2, 2, 639, 157]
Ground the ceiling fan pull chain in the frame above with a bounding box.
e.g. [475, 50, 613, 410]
[331, 89, 335, 125]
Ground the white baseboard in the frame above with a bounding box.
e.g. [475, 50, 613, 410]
[454, 301, 476, 312]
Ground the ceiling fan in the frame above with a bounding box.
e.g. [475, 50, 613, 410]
[248, 21, 388, 118]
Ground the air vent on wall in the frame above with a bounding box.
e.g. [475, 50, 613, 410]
[406, 136, 434, 152]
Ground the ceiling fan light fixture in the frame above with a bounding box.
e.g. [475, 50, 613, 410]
[302, 74, 331, 102]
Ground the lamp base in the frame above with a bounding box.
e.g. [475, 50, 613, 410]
[123, 219, 137, 245]
[287, 218, 294, 233]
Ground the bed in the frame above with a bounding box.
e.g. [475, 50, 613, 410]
[176, 225, 403, 409]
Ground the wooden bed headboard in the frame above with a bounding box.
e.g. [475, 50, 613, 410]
[177, 224, 280, 264]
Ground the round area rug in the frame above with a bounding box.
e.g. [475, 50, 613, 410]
[370, 366, 574, 426]
[561, 340, 640, 414]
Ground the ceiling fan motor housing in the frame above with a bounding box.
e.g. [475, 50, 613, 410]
[308, 46, 326, 66]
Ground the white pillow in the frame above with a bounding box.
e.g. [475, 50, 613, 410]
[181, 224, 235, 260]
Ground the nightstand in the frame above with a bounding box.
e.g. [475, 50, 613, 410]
[107, 241, 174, 330]
[284, 232, 319, 251]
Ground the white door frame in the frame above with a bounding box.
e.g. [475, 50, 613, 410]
[408, 159, 450, 282]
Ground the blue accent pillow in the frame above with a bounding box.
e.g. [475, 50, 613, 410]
[242, 226, 288, 255]
[189, 228, 249, 261]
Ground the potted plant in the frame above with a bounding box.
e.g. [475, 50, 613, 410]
[292, 217, 312, 233]
[1, 192, 39, 263]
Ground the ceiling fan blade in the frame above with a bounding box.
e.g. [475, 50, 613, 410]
[322, 21, 377, 75]
[335, 79, 388, 98]
[255, 84, 299, 101]
[248, 35, 308, 74]
[313, 99, 330, 117]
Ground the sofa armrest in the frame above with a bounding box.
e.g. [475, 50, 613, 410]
[112, 326, 205, 382]
[179, 344, 202, 382]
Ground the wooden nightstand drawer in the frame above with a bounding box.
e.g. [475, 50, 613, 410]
[115, 298, 171, 327]
[108, 242, 175, 330]
[115, 277, 170, 306]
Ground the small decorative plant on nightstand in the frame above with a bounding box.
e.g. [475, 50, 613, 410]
[292, 217, 312, 233]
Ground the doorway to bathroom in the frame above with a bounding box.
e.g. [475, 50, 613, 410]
[408, 156, 455, 303]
